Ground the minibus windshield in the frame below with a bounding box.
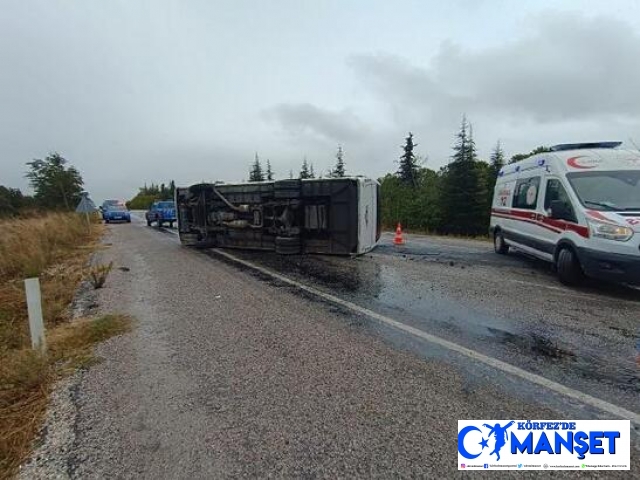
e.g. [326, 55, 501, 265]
[567, 170, 640, 211]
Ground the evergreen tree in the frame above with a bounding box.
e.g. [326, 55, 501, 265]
[509, 146, 552, 164]
[0, 186, 34, 217]
[488, 141, 505, 206]
[439, 116, 489, 235]
[490, 141, 505, 177]
[249, 153, 264, 182]
[332, 145, 346, 177]
[309, 162, 315, 179]
[289, 169, 294, 179]
[397, 132, 419, 187]
[299, 158, 311, 179]
[266, 160, 274, 180]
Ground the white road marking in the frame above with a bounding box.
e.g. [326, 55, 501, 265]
[211, 247, 640, 426]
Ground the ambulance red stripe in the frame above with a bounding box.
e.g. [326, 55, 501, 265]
[491, 209, 589, 238]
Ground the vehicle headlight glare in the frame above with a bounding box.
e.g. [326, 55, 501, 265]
[588, 220, 634, 241]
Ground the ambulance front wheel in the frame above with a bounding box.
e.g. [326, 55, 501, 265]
[556, 247, 585, 286]
[494, 231, 509, 255]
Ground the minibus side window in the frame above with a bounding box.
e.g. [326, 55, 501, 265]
[544, 179, 576, 222]
[512, 177, 540, 210]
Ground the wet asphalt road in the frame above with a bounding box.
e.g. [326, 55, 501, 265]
[64, 219, 618, 478]
[224, 231, 640, 419]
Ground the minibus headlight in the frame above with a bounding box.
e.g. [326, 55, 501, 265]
[588, 220, 634, 241]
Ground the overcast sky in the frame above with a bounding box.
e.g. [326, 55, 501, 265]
[2, 0, 640, 202]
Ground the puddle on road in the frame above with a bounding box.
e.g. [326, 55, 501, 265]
[376, 264, 640, 395]
[228, 251, 384, 297]
[487, 327, 576, 361]
[216, 249, 640, 398]
[486, 328, 639, 394]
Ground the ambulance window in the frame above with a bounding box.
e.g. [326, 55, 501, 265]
[544, 179, 576, 220]
[512, 177, 540, 210]
[544, 180, 570, 209]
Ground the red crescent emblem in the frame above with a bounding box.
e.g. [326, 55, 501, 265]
[567, 156, 595, 169]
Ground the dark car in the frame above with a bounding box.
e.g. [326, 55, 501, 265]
[145, 200, 177, 228]
[103, 204, 131, 223]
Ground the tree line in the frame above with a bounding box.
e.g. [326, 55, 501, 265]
[126, 181, 176, 210]
[380, 116, 551, 236]
[5, 128, 549, 236]
[1, 153, 84, 218]
[248, 145, 347, 182]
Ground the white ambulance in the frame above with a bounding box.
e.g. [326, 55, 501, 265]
[490, 142, 640, 286]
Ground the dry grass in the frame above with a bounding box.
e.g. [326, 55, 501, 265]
[0, 315, 132, 479]
[0, 212, 129, 479]
[0, 212, 99, 280]
[88, 262, 114, 290]
[0, 213, 102, 353]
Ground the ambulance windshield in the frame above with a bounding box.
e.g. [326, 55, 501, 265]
[567, 170, 640, 211]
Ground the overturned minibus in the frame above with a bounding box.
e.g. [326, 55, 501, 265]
[176, 177, 380, 255]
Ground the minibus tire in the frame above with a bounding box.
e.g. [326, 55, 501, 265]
[494, 231, 509, 255]
[275, 236, 301, 255]
[556, 247, 584, 286]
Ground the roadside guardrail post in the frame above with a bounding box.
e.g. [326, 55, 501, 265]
[24, 277, 46, 353]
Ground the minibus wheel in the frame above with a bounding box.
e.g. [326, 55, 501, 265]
[556, 247, 584, 286]
[275, 236, 301, 255]
[494, 231, 509, 255]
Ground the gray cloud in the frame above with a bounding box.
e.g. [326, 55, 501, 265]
[4, 2, 640, 200]
[263, 103, 370, 143]
[349, 13, 640, 124]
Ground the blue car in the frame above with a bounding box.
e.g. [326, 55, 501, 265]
[145, 200, 177, 228]
[103, 205, 131, 223]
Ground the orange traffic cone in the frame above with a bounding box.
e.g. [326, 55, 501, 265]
[393, 223, 405, 245]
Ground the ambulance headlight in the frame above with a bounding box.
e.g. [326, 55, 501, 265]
[588, 220, 634, 241]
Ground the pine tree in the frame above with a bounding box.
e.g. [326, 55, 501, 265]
[332, 145, 346, 177]
[289, 169, 294, 179]
[249, 153, 264, 182]
[266, 160, 274, 181]
[508, 145, 552, 164]
[487, 141, 505, 206]
[309, 162, 315, 179]
[398, 132, 419, 187]
[490, 141, 505, 177]
[439, 115, 489, 235]
[299, 158, 311, 179]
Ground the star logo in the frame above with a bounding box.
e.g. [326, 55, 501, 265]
[479, 437, 489, 449]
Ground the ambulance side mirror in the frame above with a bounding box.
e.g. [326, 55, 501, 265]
[550, 200, 572, 221]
